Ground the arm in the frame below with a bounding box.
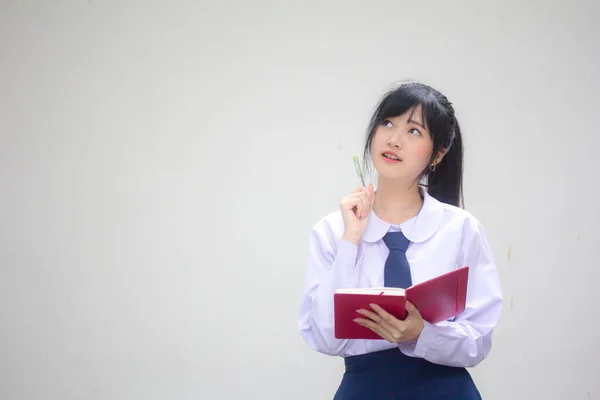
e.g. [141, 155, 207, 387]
[404, 217, 503, 368]
[297, 217, 361, 356]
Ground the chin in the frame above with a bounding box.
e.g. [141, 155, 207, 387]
[378, 172, 407, 182]
[374, 164, 418, 183]
[374, 167, 405, 181]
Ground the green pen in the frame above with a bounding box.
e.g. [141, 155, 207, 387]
[353, 156, 366, 187]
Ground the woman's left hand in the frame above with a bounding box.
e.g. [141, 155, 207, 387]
[354, 301, 424, 343]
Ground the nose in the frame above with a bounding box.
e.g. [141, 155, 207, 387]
[386, 131, 402, 149]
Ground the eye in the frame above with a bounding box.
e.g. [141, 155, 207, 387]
[409, 128, 421, 136]
[382, 119, 393, 128]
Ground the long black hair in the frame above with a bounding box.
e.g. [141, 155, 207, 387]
[363, 82, 464, 208]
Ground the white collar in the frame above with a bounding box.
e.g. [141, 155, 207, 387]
[362, 188, 444, 243]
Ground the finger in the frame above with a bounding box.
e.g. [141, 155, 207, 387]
[354, 318, 394, 342]
[349, 188, 369, 218]
[356, 193, 365, 217]
[361, 185, 372, 213]
[355, 186, 369, 197]
[341, 197, 361, 210]
[367, 304, 405, 333]
[354, 186, 368, 195]
[360, 192, 368, 218]
[405, 301, 422, 318]
[357, 310, 399, 338]
[369, 303, 399, 324]
[346, 193, 366, 213]
[341, 198, 362, 217]
[351, 192, 364, 218]
[355, 308, 381, 322]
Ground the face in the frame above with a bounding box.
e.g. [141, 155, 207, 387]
[370, 105, 444, 182]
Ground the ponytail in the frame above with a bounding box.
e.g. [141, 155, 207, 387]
[427, 119, 464, 208]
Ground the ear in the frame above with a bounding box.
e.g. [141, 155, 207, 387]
[432, 149, 446, 167]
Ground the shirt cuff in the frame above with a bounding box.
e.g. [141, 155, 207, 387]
[413, 320, 437, 359]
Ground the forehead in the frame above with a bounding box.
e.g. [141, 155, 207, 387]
[406, 105, 424, 122]
[389, 105, 428, 128]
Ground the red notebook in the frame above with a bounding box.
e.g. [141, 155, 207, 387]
[333, 266, 469, 339]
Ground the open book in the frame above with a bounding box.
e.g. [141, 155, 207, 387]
[333, 266, 469, 339]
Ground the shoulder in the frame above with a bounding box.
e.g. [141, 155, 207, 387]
[438, 202, 484, 231]
[310, 210, 344, 239]
[435, 202, 494, 264]
[434, 201, 489, 246]
[413, 190, 485, 244]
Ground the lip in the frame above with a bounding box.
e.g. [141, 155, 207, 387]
[382, 151, 401, 163]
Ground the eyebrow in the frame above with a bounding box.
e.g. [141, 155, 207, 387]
[407, 118, 426, 129]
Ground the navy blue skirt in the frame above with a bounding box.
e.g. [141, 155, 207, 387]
[334, 348, 482, 400]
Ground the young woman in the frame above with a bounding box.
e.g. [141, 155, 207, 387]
[297, 82, 503, 399]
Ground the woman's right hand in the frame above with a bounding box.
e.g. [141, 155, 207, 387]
[340, 184, 375, 245]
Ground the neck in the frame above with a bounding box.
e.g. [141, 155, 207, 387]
[373, 178, 424, 225]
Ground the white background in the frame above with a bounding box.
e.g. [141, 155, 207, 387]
[1, 1, 598, 399]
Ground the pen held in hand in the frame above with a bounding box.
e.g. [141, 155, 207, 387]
[353, 156, 366, 187]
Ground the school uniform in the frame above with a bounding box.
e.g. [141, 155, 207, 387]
[297, 188, 503, 399]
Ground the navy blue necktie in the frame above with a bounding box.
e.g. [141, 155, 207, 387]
[382, 231, 412, 288]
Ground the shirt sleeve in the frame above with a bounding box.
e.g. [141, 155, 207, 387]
[297, 217, 362, 356]
[403, 217, 503, 368]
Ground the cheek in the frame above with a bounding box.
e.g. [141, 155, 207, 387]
[370, 131, 385, 153]
[372, 129, 384, 144]
[412, 142, 434, 165]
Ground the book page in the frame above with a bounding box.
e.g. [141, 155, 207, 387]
[335, 287, 406, 295]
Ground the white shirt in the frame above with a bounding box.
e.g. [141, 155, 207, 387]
[297, 189, 503, 368]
